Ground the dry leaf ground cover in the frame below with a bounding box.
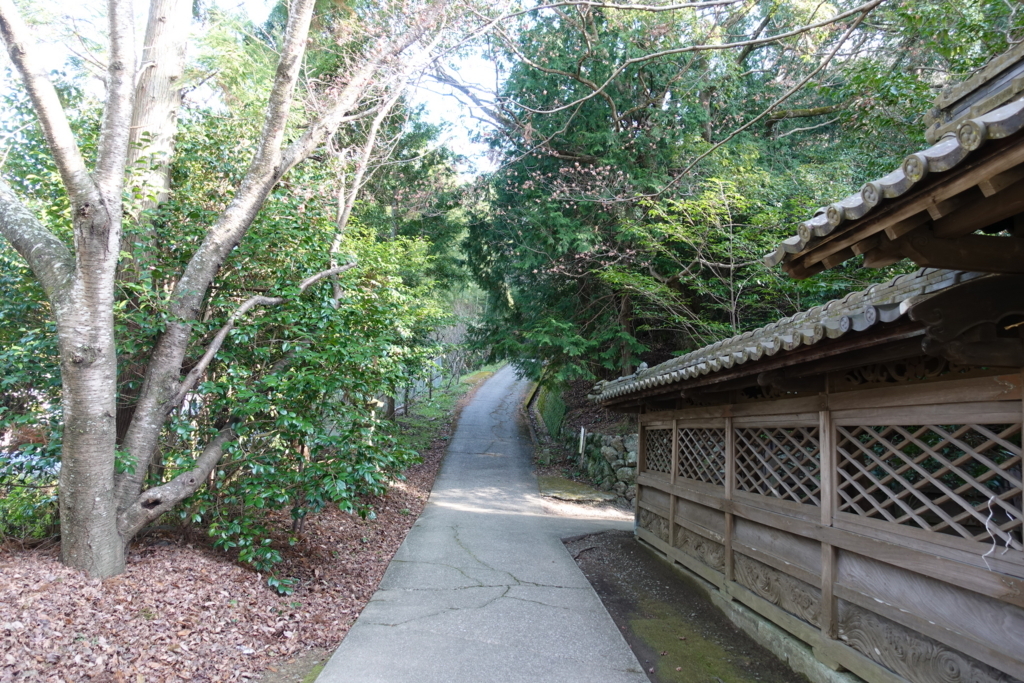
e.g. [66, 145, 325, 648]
[0, 369, 498, 683]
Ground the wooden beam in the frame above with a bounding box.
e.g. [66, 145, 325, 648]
[926, 191, 975, 220]
[908, 275, 1024, 341]
[933, 176, 1024, 238]
[862, 247, 904, 269]
[819, 407, 838, 641]
[883, 212, 930, 241]
[820, 248, 855, 269]
[849, 235, 879, 256]
[978, 165, 1024, 196]
[756, 370, 825, 393]
[924, 338, 1024, 367]
[724, 417, 735, 585]
[782, 258, 825, 281]
[900, 230, 1024, 273]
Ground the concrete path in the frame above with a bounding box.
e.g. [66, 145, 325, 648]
[316, 366, 647, 683]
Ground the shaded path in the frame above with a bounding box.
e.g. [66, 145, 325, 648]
[316, 366, 646, 683]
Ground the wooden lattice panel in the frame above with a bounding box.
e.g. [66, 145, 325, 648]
[735, 427, 821, 505]
[677, 428, 725, 485]
[837, 423, 1023, 550]
[645, 428, 672, 474]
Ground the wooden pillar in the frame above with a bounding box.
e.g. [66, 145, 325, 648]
[669, 419, 679, 548]
[724, 416, 735, 585]
[638, 423, 647, 473]
[819, 407, 839, 639]
[635, 424, 647, 523]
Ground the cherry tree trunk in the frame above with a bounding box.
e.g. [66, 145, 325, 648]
[57, 272, 124, 576]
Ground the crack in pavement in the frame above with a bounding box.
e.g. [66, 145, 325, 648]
[360, 586, 512, 627]
[315, 366, 646, 682]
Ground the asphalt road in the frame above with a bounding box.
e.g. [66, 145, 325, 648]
[315, 365, 646, 683]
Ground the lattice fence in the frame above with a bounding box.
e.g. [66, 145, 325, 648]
[837, 423, 1023, 550]
[735, 427, 821, 505]
[645, 428, 673, 474]
[677, 428, 726, 485]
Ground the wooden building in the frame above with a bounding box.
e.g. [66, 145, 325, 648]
[593, 46, 1024, 683]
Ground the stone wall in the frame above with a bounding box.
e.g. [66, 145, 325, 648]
[574, 432, 638, 508]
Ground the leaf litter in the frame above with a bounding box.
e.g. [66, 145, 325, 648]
[0, 386, 477, 683]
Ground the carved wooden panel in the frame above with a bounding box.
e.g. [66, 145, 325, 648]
[677, 427, 726, 485]
[645, 428, 673, 475]
[839, 356, 977, 389]
[673, 524, 725, 571]
[735, 426, 821, 506]
[837, 422, 1023, 550]
[734, 553, 821, 627]
[837, 600, 1020, 683]
[639, 508, 669, 543]
[739, 384, 787, 401]
[837, 549, 1024, 661]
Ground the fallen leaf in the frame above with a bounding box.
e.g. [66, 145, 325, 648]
[0, 409, 458, 683]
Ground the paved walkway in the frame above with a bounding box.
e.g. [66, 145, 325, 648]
[316, 366, 647, 683]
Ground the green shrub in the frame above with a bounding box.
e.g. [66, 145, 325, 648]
[536, 385, 567, 437]
[0, 479, 59, 539]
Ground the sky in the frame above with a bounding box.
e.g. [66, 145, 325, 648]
[223, 0, 499, 176]
[6, 0, 498, 177]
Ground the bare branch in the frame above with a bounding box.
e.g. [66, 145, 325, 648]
[0, 179, 74, 303]
[164, 263, 357, 412]
[677, 9, 872, 177]
[334, 87, 406, 238]
[507, 0, 885, 116]
[94, 0, 136, 197]
[166, 0, 317, 322]
[431, 66, 513, 128]
[736, 6, 774, 64]
[776, 115, 841, 138]
[279, 9, 444, 177]
[0, 0, 95, 201]
[117, 425, 237, 539]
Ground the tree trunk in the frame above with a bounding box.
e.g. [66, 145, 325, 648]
[0, 0, 137, 577]
[116, 0, 191, 444]
[618, 294, 633, 377]
[57, 271, 124, 576]
[699, 88, 714, 143]
[0, 0, 443, 576]
[122, 0, 190, 278]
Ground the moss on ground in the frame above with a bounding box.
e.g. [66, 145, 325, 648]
[300, 660, 326, 683]
[567, 531, 807, 683]
[631, 598, 752, 683]
[537, 475, 617, 502]
[393, 364, 502, 454]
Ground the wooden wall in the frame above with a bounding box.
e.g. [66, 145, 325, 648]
[634, 372, 1024, 683]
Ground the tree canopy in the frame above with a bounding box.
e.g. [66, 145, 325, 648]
[464, 0, 1024, 381]
[0, 0, 1020, 582]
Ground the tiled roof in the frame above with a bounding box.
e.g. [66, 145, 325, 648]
[763, 98, 1024, 271]
[591, 268, 980, 404]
